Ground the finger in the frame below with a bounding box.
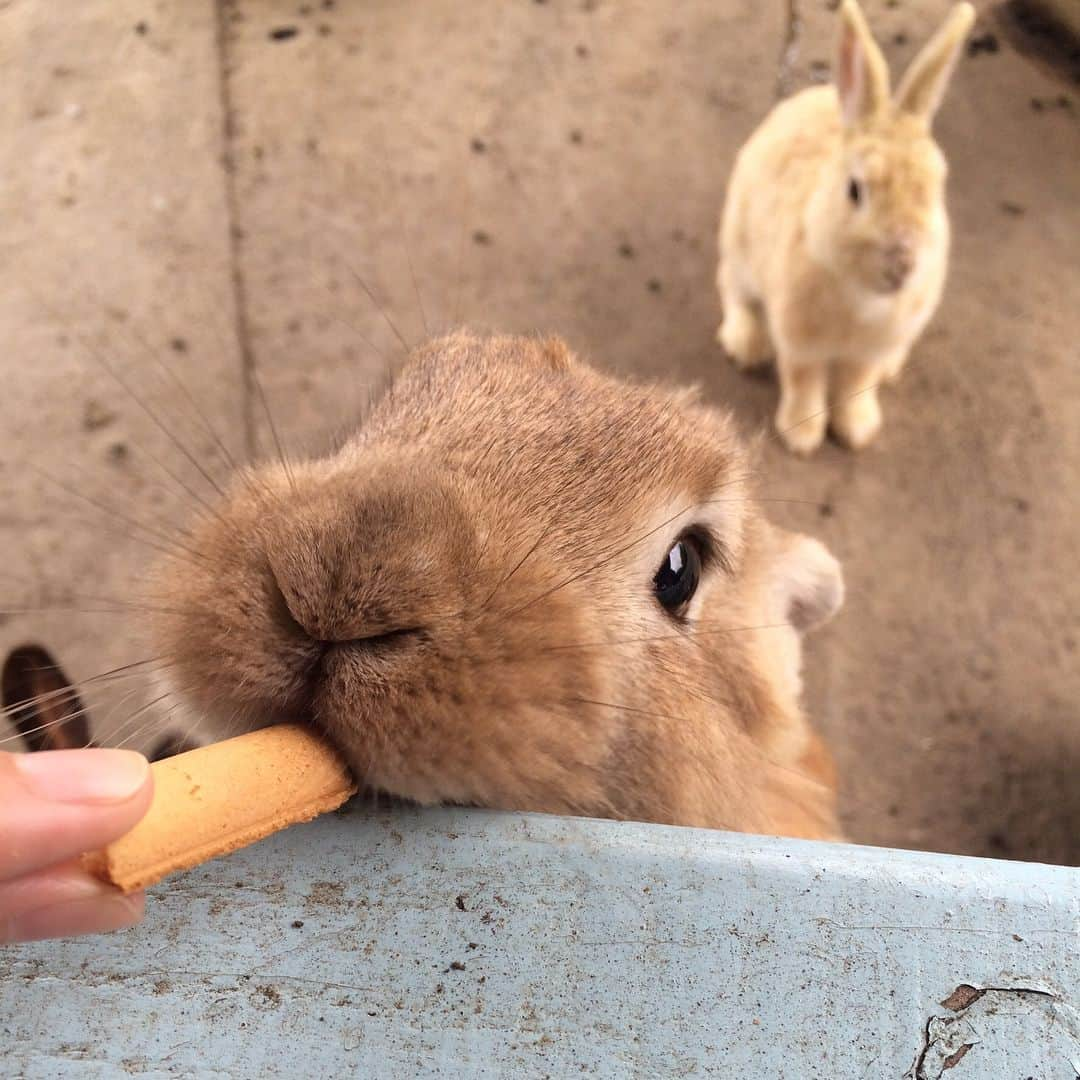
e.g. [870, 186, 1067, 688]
[0, 749, 153, 882]
[0, 861, 145, 944]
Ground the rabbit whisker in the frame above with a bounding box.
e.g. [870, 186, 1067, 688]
[31, 464, 205, 564]
[348, 266, 411, 355]
[499, 472, 756, 624]
[111, 700, 183, 752]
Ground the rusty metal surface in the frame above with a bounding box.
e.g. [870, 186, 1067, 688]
[2, 803, 1078, 1078]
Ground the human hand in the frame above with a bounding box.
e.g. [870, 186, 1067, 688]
[1, 748, 153, 943]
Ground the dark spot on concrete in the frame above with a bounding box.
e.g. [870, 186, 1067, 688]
[450, 961, 465, 971]
[569, 129, 584, 144]
[254, 984, 282, 1008]
[1000, 200, 1025, 216]
[1012, 933, 1023, 942]
[647, 278, 662, 293]
[83, 399, 117, 431]
[270, 26, 300, 41]
[366, 1010, 376, 1017]
[618, 241, 636, 259]
[466, 942, 479, 950]
[307, 880, 346, 906]
[291, 919, 304, 929]
[455, 895, 467, 911]
[435, 983, 445, 993]
[134, 21, 149, 36]
[152, 979, 170, 995]
[473, 229, 492, 245]
[967, 31, 999, 57]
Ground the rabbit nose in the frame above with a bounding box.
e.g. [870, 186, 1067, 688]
[883, 238, 916, 283]
[262, 473, 468, 645]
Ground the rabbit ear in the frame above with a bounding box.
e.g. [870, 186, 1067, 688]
[2, 644, 94, 752]
[774, 535, 844, 635]
[894, 3, 975, 122]
[836, 0, 891, 127]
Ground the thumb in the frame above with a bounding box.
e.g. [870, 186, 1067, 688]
[0, 749, 153, 882]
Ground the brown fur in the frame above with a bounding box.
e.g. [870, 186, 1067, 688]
[152, 331, 845, 840]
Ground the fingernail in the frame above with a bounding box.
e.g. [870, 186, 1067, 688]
[5, 891, 145, 944]
[14, 749, 149, 805]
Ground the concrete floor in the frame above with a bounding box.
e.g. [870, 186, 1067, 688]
[1, 0, 1077, 863]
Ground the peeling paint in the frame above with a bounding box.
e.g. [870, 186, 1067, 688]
[909, 983, 1080, 1079]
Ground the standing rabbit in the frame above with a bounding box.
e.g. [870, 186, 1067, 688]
[717, 0, 975, 455]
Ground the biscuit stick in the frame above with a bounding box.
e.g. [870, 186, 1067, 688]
[83, 724, 356, 894]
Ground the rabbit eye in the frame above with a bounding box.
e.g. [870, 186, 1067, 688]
[847, 177, 863, 206]
[653, 534, 703, 616]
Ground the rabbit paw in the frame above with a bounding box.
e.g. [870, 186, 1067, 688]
[831, 395, 882, 450]
[776, 407, 826, 456]
[719, 306, 771, 371]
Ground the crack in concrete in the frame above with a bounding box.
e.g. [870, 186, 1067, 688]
[214, 0, 257, 460]
[907, 984, 1068, 1080]
[776, 0, 803, 100]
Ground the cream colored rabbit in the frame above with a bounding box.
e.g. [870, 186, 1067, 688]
[717, 0, 974, 454]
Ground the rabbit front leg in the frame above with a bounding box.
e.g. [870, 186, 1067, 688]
[717, 261, 772, 370]
[880, 345, 910, 385]
[830, 359, 884, 450]
[775, 352, 828, 456]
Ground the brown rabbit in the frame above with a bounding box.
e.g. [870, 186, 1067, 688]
[146, 331, 845, 840]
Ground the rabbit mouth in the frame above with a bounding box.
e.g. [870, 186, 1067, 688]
[875, 269, 909, 294]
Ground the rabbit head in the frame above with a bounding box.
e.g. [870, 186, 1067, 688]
[806, 0, 975, 295]
[150, 332, 844, 836]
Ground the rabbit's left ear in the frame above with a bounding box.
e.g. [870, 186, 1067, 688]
[837, 0, 891, 126]
[894, 3, 975, 122]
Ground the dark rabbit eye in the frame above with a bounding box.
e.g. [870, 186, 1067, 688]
[653, 535, 703, 615]
[847, 177, 863, 206]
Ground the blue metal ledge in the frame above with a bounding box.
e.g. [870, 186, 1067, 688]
[3, 802, 1078, 1078]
